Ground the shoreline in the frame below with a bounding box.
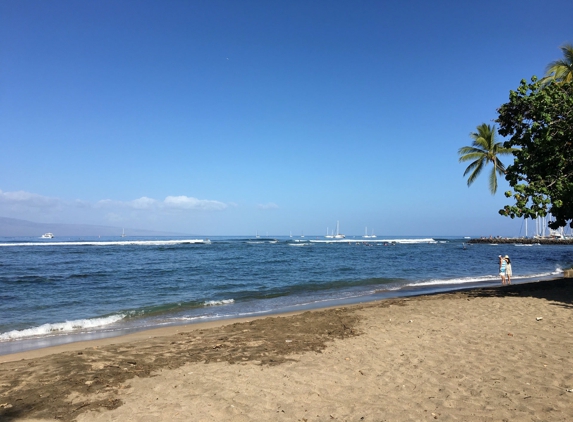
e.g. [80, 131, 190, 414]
[1, 274, 560, 359]
[1, 277, 572, 421]
[0, 276, 568, 363]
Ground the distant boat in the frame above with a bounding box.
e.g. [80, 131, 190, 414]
[121, 228, 126, 238]
[41, 233, 54, 239]
[334, 221, 345, 239]
[325, 227, 334, 239]
[363, 227, 376, 239]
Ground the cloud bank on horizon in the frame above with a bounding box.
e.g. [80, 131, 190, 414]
[0, 189, 232, 229]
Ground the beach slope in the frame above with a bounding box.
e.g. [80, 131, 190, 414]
[1, 279, 572, 421]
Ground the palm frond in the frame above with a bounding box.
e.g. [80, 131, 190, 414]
[458, 145, 486, 155]
[495, 158, 507, 175]
[543, 43, 573, 84]
[459, 150, 488, 163]
[462, 158, 482, 177]
[494, 144, 517, 155]
[471, 136, 490, 151]
[488, 166, 498, 195]
[465, 159, 485, 186]
[562, 43, 573, 63]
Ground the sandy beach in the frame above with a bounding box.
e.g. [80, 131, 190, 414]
[1, 278, 572, 422]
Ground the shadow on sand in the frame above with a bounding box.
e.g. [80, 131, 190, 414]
[462, 277, 573, 309]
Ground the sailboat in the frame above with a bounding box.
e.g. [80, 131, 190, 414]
[362, 227, 376, 239]
[334, 221, 345, 239]
[325, 227, 334, 238]
[121, 228, 126, 238]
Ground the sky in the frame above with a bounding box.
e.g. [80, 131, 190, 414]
[1, 0, 572, 237]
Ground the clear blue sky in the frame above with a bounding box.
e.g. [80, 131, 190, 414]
[1, 0, 571, 236]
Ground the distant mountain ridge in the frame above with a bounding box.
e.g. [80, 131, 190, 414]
[0, 217, 186, 237]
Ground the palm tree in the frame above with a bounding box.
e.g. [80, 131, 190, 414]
[541, 43, 573, 85]
[458, 123, 515, 195]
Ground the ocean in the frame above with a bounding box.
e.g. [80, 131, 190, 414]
[1, 235, 571, 355]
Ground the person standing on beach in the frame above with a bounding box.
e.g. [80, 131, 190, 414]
[499, 255, 507, 285]
[505, 255, 512, 285]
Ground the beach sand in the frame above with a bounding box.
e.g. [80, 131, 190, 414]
[1, 279, 572, 421]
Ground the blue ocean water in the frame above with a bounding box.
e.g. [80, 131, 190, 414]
[1, 235, 571, 355]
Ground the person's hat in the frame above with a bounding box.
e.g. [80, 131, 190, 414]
[504, 255, 509, 258]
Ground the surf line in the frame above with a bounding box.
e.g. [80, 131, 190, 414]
[0, 239, 211, 247]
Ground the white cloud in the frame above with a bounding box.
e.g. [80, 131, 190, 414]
[257, 202, 279, 210]
[0, 189, 228, 221]
[164, 196, 227, 211]
[130, 197, 157, 210]
[95, 199, 116, 208]
[94, 196, 226, 212]
[0, 189, 61, 209]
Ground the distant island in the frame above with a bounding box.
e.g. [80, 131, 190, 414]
[0, 217, 187, 237]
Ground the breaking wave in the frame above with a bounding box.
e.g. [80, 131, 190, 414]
[203, 299, 235, 306]
[0, 314, 125, 341]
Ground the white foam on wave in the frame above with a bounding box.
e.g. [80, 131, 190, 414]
[0, 239, 211, 247]
[409, 270, 562, 288]
[409, 275, 500, 287]
[203, 299, 235, 306]
[309, 238, 436, 244]
[0, 314, 125, 341]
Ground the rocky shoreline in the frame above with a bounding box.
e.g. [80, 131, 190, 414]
[468, 237, 573, 245]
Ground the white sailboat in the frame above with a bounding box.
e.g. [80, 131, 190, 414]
[334, 221, 345, 239]
[325, 227, 334, 238]
[362, 227, 376, 239]
[121, 228, 126, 238]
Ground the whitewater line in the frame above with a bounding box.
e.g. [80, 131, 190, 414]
[0, 239, 211, 247]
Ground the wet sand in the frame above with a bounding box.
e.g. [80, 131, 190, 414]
[1, 278, 572, 421]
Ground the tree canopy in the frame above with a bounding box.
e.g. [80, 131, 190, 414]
[496, 77, 573, 229]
